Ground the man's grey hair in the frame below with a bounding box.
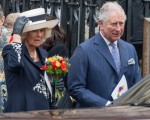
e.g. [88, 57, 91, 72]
[0, 4, 4, 18]
[98, 1, 126, 23]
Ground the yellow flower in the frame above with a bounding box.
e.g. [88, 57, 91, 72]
[56, 61, 61, 67]
[47, 57, 56, 62]
[47, 57, 52, 62]
[57, 56, 63, 60]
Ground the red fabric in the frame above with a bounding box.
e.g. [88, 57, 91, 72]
[9, 36, 13, 43]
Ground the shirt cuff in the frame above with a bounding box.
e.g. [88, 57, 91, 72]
[105, 101, 112, 106]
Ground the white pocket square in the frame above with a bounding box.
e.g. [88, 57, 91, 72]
[128, 58, 135, 65]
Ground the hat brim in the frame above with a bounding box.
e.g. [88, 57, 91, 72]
[23, 19, 59, 33]
[22, 19, 59, 39]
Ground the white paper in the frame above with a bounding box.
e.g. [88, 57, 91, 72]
[44, 72, 52, 101]
[111, 75, 128, 100]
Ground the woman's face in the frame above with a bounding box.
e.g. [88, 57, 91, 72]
[25, 28, 45, 47]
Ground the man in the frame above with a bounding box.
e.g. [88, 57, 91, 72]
[67, 1, 142, 108]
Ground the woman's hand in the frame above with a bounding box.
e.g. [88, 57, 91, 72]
[12, 16, 29, 36]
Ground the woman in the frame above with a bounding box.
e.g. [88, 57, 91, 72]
[42, 14, 69, 58]
[2, 8, 59, 112]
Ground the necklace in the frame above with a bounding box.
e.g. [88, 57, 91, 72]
[30, 50, 37, 60]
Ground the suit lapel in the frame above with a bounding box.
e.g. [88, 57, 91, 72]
[118, 40, 127, 78]
[94, 33, 118, 74]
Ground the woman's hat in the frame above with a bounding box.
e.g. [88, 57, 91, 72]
[20, 8, 59, 38]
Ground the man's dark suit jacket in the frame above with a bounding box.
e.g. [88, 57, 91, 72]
[67, 33, 142, 107]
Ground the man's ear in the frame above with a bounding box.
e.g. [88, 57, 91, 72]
[98, 20, 103, 26]
[0, 16, 5, 25]
[98, 19, 103, 29]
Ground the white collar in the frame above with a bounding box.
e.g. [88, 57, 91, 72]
[100, 31, 118, 46]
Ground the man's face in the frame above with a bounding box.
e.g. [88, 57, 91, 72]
[99, 11, 125, 42]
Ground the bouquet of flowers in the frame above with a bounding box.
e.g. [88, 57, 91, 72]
[40, 55, 70, 99]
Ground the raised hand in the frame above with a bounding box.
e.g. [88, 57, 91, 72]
[12, 16, 29, 36]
